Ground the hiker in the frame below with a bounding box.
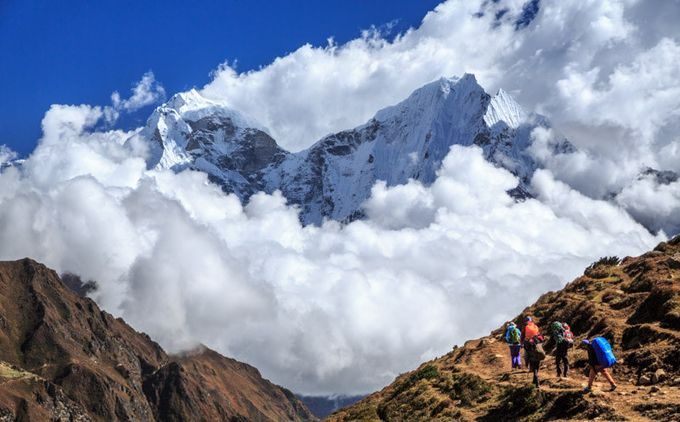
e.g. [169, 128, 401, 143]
[521, 317, 540, 367]
[522, 316, 540, 342]
[504, 321, 522, 369]
[524, 335, 546, 387]
[550, 321, 574, 378]
[581, 338, 618, 393]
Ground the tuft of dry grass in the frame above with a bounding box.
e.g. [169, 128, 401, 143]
[0, 362, 38, 381]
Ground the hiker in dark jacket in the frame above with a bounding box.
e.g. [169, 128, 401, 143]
[524, 335, 545, 387]
[581, 339, 617, 392]
[504, 321, 522, 369]
[549, 321, 573, 378]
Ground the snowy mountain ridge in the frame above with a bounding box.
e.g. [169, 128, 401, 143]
[137, 74, 567, 224]
[484, 88, 527, 128]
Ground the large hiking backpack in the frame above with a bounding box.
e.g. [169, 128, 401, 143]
[550, 322, 565, 343]
[532, 343, 546, 361]
[524, 322, 539, 340]
[592, 337, 617, 368]
[509, 327, 521, 344]
[525, 337, 546, 361]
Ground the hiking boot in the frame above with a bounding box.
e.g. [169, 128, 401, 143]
[609, 384, 617, 392]
[582, 387, 591, 394]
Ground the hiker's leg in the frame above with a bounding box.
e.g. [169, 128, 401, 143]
[563, 354, 569, 377]
[555, 353, 562, 377]
[512, 346, 522, 368]
[587, 366, 597, 389]
[531, 361, 539, 387]
[602, 368, 616, 387]
[511, 345, 521, 368]
[523, 343, 530, 369]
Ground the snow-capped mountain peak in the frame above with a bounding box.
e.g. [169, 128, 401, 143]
[139, 87, 284, 191]
[163, 88, 267, 131]
[134, 74, 570, 224]
[484, 88, 527, 129]
[164, 88, 208, 113]
[375, 73, 483, 123]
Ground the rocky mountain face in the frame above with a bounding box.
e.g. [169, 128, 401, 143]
[0, 259, 315, 421]
[328, 235, 680, 421]
[141, 74, 571, 224]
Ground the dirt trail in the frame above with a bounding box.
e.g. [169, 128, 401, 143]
[464, 337, 680, 422]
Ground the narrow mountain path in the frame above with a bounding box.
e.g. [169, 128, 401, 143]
[456, 336, 680, 421]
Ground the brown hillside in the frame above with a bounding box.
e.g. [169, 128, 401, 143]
[328, 236, 680, 421]
[0, 258, 316, 421]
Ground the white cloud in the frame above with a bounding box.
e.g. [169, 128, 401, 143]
[0, 103, 661, 394]
[0, 146, 17, 164]
[555, 38, 680, 144]
[106, 71, 166, 123]
[113, 71, 166, 112]
[615, 174, 680, 236]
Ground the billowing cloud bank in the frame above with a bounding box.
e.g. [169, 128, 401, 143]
[0, 0, 677, 395]
[0, 102, 662, 394]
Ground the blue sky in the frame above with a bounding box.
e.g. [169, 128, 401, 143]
[0, 0, 441, 155]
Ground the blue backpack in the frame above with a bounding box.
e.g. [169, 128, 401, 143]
[592, 337, 617, 368]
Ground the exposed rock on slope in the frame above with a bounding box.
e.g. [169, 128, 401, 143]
[0, 258, 315, 421]
[328, 236, 680, 421]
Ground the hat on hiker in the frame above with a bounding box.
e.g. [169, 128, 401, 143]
[525, 316, 533, 322]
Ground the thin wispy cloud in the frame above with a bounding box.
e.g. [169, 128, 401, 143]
[105, 71, 166, 124]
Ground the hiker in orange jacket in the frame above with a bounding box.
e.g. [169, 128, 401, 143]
[522, 316, 540, 342]
[521, 316, 541, 369]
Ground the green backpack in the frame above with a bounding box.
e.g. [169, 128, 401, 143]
[509, 327, 521, 344]
[551, 321, 565, 343]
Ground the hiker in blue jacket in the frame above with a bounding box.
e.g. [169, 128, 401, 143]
[504, 321, 522, 369]
[581, 339, 617, 392]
